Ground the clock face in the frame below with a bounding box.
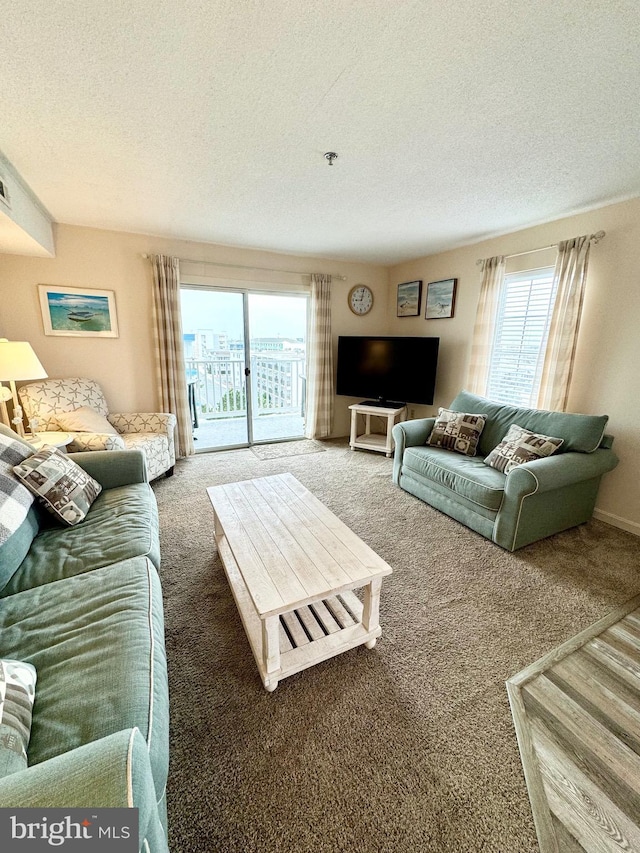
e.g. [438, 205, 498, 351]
[348, 285, 374, 315]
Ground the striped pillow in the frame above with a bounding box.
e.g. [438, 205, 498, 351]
[0, 659, 37, 777]
[0, 432, 35, 547]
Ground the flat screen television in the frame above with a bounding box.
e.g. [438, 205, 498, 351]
[336, 336, 439, 406]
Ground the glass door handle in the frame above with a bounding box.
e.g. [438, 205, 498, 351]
[244, 367, 251, 377]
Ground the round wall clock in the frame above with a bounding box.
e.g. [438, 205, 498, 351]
[348, 284, 374, 315]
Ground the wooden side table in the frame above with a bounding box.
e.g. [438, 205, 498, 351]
[348, 403, 408, 457]
[29, 432, 73, 452]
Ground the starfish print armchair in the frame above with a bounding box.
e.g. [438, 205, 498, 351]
[19, 378, 176, 480]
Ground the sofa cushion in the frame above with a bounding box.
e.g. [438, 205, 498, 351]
[449, 391, 608, 456]
[402, 446, 506, 512]
[13, 447, 102, 527]
[0, 483, 160, 597]
[0, 558, 168, 799]
[427, 408, 487, 457]
[0, 659, 37, 778]
[484, 424, 564, 474]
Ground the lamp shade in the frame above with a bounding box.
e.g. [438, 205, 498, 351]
[0, 341, 48, 381]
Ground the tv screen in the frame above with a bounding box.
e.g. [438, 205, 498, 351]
[336, 336, 439, 406]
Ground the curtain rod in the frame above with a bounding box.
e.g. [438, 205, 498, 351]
[475, 230, 606, 266]
[141, 254, 347, 281]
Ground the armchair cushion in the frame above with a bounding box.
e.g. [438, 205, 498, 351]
[19, 379, 109, 431]
[54, 405, 118, 435]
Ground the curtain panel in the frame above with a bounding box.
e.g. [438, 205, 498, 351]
[150, 254, 194, 458]
[305, 274, 333, 439]
[536, 235, 594, 412]
[466, 255, 506, 396]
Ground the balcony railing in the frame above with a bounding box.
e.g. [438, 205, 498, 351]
[185, 355, 306, 421]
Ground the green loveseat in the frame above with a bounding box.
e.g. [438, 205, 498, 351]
[392, 391, 619, 551]
[0, 424, 169, 852]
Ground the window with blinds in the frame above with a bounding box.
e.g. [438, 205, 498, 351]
[486, 266, 556, 407]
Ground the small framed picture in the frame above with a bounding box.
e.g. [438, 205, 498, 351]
[38, 284, 119, 337]
[425, 278, 457, 319]
[397, 280, 422, 317]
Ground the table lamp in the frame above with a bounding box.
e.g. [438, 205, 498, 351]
[0, 339, 48, 437]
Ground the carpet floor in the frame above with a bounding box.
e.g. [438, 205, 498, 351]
[152, 440, 640, 853]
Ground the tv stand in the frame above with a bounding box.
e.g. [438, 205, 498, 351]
[348, 402, 408, 458]
[362, 399, 406, 409]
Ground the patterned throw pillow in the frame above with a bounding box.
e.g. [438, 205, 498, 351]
[0, 432, 35, 547]
[13, 447, 102, 526]
[54, 405, 118, 435]
[484, 424, 564, 474]
[427, 408, 487, 457]
[0, 659, 37, 778]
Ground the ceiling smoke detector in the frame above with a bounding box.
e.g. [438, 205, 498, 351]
[324, 152, 338, 166]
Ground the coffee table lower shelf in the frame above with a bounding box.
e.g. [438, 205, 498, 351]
[218, 535, 381, 691]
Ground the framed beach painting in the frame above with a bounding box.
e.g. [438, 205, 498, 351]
[38, 285, 119, 337]
[397, 280, 422, 317]
[425, 278, 457, 319]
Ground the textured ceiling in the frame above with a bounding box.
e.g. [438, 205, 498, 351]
[1, 0, 640, 264]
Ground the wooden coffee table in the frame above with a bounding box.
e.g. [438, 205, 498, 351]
[207, 473, 392, 691]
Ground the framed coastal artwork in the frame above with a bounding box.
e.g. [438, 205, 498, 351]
[425, 278, 457, 319]
[38, 285, 119, 338]
[396, 280, 422, 317]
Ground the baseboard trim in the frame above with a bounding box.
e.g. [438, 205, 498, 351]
[593, 508, 640, 537]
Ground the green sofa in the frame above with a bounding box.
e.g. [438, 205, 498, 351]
[0, 424, 169, 852]
[392, 391, 619, 551]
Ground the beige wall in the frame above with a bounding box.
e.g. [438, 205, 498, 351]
[389, 197, 640, 535]
[1, 199, 638, 533]
[0, 223, 388, 438]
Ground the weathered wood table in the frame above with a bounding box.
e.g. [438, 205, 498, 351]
[507, 593, 640, 852]
[207, 473, 392, 691]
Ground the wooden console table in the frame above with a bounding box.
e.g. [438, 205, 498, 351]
[349, 402, 408, 457]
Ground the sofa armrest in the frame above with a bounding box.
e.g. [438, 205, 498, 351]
[392, 418, 436, 484]
[504, 448, 619, 497]
[0, 729, 166, 852]
[72, 449, 148, 487]
[109, 413, 176, 436]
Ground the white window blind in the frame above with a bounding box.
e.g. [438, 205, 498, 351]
[486, 266, 556, 407]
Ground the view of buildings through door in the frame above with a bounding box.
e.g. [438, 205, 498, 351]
[180, 287, 308, 450]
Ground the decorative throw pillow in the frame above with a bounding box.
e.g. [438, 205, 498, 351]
[484, 424, 564, 474]
[0, 432, 36, 548]
[427, 408, 487, 457]
[54, 405, 118, 435]
[13, 446, 102, 526]
[0, 659, 37, 778]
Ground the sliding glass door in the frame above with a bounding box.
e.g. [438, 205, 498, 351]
[180, 287, 307, 451]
